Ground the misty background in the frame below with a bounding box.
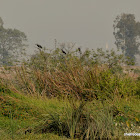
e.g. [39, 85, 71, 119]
[0, 0, 140, 58]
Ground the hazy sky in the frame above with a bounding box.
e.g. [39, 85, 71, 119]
[0, 0, 140, 54]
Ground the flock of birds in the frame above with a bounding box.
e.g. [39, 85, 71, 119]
[35, 44, 82, 55]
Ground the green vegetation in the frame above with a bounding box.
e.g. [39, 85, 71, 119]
[0, 17, 27, 65]
[0, 47, 140, 139]
[0, 82, 68, 140]
[113, 13, 140, 61]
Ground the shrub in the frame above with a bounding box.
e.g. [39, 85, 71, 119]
[12, 47, 138, 101]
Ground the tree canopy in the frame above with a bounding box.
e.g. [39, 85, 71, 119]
[0, 17, 27, 65]
[113, 13, 140, 61]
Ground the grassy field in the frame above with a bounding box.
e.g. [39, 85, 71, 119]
[0, 86, 69, 140]
[0, 48, 140, 139]
[0, 83, 139, 139]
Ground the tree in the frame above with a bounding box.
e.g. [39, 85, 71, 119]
[113, 13, 140, 61]
[0, 17, 3, 27]
[0, 17, 27, 65]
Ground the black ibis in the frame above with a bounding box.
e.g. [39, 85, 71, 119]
[36, 44, 42, 49]
[78, 48, 81, 52]
[61, 49, 67, 54]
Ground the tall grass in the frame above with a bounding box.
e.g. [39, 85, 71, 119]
[1, 46, 139, 139]
[12, 47, 138, 100]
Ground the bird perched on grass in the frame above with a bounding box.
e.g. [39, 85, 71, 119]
[78, 47, 82, 57]
[36, 44, 42, 49]
[61, 49, 67, 54]
[78, 47, 81, 52]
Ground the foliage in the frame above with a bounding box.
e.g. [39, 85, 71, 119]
[0, 86, 139, 139]
[13, 47, 138, 101]
[0, 17, 27, 65]
[0, 82, 68, 140]
[0, 44, 139, 139]
[113, 13, 140, 61]
[0, 17, 4, 27]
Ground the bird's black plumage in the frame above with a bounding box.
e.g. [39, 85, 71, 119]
[61, 49, 67, 54]
[36, 44, 42, 49]
[78, 47, 82, 55]
[78, 48, 81, 52]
